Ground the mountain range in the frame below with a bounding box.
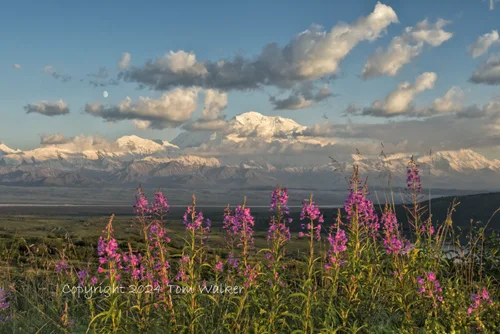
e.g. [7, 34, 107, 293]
[1, 112, 500, 191]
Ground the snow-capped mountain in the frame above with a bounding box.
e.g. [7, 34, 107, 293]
[1, 112, 499, 190]
[226, 111, 306, 141]
[0, 143, 20, 155]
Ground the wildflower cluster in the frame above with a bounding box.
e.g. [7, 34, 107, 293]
[468, 287, 493, 316]
[325, 223, 348, 269]
[344, 168, 379, 235]
[381, 209, 408, 255]
[267, 186, 292, 244]
[417, 272, 444, 307]
[2, 160, 499, 333]
[407, 157, 422, 193]
[299, 197, 324, 240]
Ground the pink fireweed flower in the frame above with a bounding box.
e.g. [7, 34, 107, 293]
[267, 186, 292, 243]
[97, 219, 123, 277]
[300, 198, 324, 240]
[148, 222, 171, 247]
[344, 170, 379, 235]
[421, 224, 435, 236]
[223, 205, 255, 248]
[134, 186, 151, 217]
[77, 270, 88, 285]
[417, 272, 443, 307]
[175, 255, 190, 282]
[55, 261, 68, 274]
[152, 190, 169, 219]
[90, 277, 98, 286]
[183, 206, 211, 234]
[270, 186, 290, 215]
[227, 253, 239, 269]
[467, 287, 493, 316]
[215, 261, 224, 272]
[382, 209, 409, 255]
[406, 158, 422, 193]
[326, 225, 348, 269]
[239, 265, 258, 289]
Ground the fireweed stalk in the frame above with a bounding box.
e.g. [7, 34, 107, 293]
[467, 287, 494, 331]
[263, 186, 292, 331]
[223, 197, 258, 333]
[406, 157, 425, 244]
[180, 194, 210, 334]
[323, 211, 348, 326]
[380, 206, 414, 323]
[88, 215, 123, 333]
[344, 166, 380, 265]
[223, 197, 254, 267]
[299, 195, 324, 333]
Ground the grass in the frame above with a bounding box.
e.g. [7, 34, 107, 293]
[0, 160, 499, 333]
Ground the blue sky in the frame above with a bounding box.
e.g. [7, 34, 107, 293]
[1, 0, 500, 151]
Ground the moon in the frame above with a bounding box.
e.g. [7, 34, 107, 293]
[103, 91, 109, 98]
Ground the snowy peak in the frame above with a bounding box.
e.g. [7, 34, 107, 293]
[116, 135, 166, 154]
[417, 149, 500, 172]
[229, 111, 306, 138]
[239, 160, 277, 172]
[0, 143, 20, 155]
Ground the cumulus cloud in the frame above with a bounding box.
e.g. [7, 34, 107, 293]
[12, 64, 22, 69]
[123, 2, 397, 91]
[118, 52, 131, 69]
[470, 53, 500, 85]
[37, 134, 120, 152]
[430, 87, 465, 113]
[299, 120, 336, 137]
[40, 133, 72, 145]
[456, 99, 500, 119]
[270, 83, 334, 110]
[24, 99, 70, 116]
[353, 72, 437, 117]
[201, 89, 228, 121]
[469, 30, 499, 58]
[84, 88, 199, 129]
[362, 19, 453, 79]
[182, 90, 229, 131]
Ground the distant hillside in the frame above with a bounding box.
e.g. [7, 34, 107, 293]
[252, 192, 500, 233]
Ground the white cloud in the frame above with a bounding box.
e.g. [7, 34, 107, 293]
[270, 83, 333, 110]
[118, 52, 131, 69]
[123, 2, 398, 91]
[469, 30, 499, 58]
[202, 90, 228, 121]
[12, 64, 22, 69]
[85, 88, 199, 129]
[470, 52, 500, 84]
[431, 87, 465, 113]
[40, 133, 72, 145]
[24, 99, 70, 116]
[132, 120, 152, 130]
[362, 19, 453, 79]
[182, 90, 229, 132]
[166, 51, 208, 75]
[357, 72, 437, 117]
